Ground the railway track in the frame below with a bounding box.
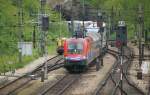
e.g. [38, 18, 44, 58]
[133, 55, 150, 60]
[0, 55, 64, 95]
[93, 49, 120, 95]
[129, 47, 150, 94]
[94, 47, 145, 95]
[39, 74, 80, 95]
[119, 47, 145, 95]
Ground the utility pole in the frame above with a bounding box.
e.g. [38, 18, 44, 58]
[120, 46, 123, 95]
[136, 4, 144, 80]
[33, 25, 36, 48]
[82, 0, 85, 37]
[40, 0, 49, 82]
[118, 20, 124, 95]
[97, 10, 103, 70]
[138, 4, 144, 68]
[18, 0, 24, 63]
[108, 13, 111, 41]
[134, 18, 137, 44]
[71, 0, 74, 36]
[40, 0, 46, 56]
[104, 13, 109, 48]
[116, 21, 127, 95]
[59, 4, 62, 39]
[111, 6, 115, 33]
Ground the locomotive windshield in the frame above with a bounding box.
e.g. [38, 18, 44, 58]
[68, 42, 83, 54]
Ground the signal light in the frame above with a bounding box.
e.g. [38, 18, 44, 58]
[116, 40, 122, 48]
[42, 16, 49, 31]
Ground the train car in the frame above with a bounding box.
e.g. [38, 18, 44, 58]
[56, 38, 66, 55]
[63, 32, 104, 72]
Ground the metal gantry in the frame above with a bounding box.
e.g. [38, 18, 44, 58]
[39, 0, 49, 81]
[40, 0, 46, 56]
[138, 4, 144, 67]
[18, 0, 24, 63]
[137, 4, 144, 80]
[97, 10, 104, 67]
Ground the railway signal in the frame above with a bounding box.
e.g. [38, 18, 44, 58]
[97, 11, 104, 68]
[40, 0, 48, 82]
[97, 11, 103, 28]
[116, 21, 127, 48]
[115, 21, 127, 95]
[18, 0, 24, 63]
[41, 16, 49, 31]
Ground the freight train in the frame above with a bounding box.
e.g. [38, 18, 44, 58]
[63, 22, 107, 72]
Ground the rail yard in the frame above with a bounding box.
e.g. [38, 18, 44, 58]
[0, 0, 150, 95]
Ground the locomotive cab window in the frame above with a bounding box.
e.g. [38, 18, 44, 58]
[68, 42, 83, 54]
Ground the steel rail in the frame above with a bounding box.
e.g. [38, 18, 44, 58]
[110, 47, 145, 95]
[123, 47, 145, 95]
[0, 55, 62, 95]
[94, 47, 145, 95]
[40, 74, 80, 95]
[93, 49, 120, 95]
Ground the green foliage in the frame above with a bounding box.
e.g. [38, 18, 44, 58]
[85, 0, 150, 39]
[0, 0, 18, 55]
[0, 52, 39, 73]
[0, 0, 69, 55]
[0, 0, 69, 72]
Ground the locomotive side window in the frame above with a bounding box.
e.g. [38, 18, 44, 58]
[68, 42, 83, 54]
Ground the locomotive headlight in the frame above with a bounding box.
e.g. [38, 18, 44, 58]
[82, 56, 86, 59]
[65, 57, 69, 60]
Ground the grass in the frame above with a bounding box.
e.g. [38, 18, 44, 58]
[109, 32, 116, 40]
[0, 41, 59, 73]
[0, 23, 68, 74]
[0, 0, 69, 73]
[0, 49, 39, 73]
[48, 42, 57, 55]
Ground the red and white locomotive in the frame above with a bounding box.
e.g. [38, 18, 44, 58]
[64, 31, 106, 72]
